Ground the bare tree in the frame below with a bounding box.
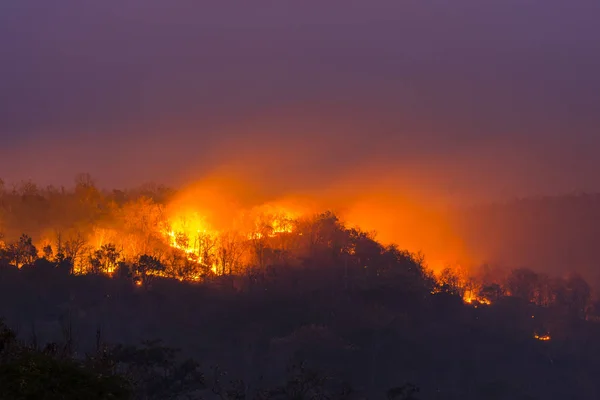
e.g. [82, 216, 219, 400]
[507, 268, 540, 301]
[217, 231, 246, 275]
[62, 231, 87, 274]
[197, 232, 217, 269]
[249, 227, 271, 270]
[74, 172, 96, 190]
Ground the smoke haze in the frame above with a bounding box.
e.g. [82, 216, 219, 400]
[1, 0, 600, 277]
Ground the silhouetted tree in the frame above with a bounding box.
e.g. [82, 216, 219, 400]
[90, 243, 121, 275]
[197, 231, 217, 268]
[217, 231, 246, 275]
[115, 261, 133, 279]
[62, 231, 87, 274]
[480, 283, 504, 302]
[507, 268, 539, 301]
[110, 339, 205, 399]
[438, 267, 462, 295]
[4, 234, 37, 268]
[133, 254, 166, 284]
[563, 272, 591, 318]
[0, 321, 132, 399]
[42, 244, 53, 260]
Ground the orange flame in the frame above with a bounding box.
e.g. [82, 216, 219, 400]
[463, 290, 492, 305]
[534, 333, 551, 341]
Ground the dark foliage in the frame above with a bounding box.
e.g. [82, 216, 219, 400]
[1, 180, 600, 399]
[0, 320, 132, 399]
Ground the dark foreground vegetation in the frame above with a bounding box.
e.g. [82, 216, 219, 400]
[1, 257, 600, 399]
[1, 177, 600, 399]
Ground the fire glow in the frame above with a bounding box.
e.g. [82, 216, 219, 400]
[157, 203, 299, 277]
[534, 334, 551, 341]
[463, 290, 492, 306]
[16, 178, 483, 306]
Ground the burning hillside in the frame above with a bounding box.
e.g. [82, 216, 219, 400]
[0, 177, 450, 289]
[0, 175, 598, 323]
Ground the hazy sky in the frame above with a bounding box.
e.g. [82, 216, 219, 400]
[1, 0, 599, 202]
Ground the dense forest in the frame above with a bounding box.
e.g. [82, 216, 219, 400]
[1, 175, 599, 399]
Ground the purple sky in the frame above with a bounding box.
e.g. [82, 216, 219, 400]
[1, 0, 599, 202]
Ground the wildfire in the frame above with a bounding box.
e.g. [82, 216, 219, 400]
[462, 290, 492, 305]
[245, 204, 298, 239]
[158, 202, 301, 278]
[8, 179, 477, 288]
[162, 210, 219, 264]
[432, 267, 493, 306]
[534, 333, 551, 341]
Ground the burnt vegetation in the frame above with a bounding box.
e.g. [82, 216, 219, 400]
[0, 176, 599, 399]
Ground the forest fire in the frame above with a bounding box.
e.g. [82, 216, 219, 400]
[431, 267, 494, 306]
[3, 176, 594, 320]
[246, 207, 297, 239]
[463, 294, 492, 306]
[462, 290, 492, 305]
[158, 203, 300, 275]
[0, 172, 482, 287]
[534, 334, 551, 341]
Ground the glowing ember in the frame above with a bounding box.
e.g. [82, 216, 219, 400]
[463, 290, 492, 305]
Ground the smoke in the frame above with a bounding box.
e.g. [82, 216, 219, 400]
[161, 154, 471, 271]
[1, 0, 600, 276]
[2, 0, 600, 193]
